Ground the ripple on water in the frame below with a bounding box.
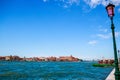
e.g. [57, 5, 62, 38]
[0, 61, 113, 80]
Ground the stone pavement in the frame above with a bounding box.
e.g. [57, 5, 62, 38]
[106, 68, 115, 80]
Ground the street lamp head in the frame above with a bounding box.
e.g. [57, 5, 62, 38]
[106, 3, 115, 18]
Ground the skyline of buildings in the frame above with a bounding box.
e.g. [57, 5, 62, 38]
[0, 55, 82, 62]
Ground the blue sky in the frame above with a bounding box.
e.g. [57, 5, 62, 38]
[0, 0, 120, 60]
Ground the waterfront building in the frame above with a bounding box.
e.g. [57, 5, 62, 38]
[1, 55, 80, 62]
[12, 56, 20, 61]
[98, 59, 114, 65]
[47, 56, 57, 61]
[25, 58, 33, 61]
[58, 55, 79, 62]
[5, 56, 12, 61]
[32, 57, 40, 61]
[0, 56, 5, 61]
[39, 57, 48, 61]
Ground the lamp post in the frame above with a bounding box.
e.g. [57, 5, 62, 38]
[118, 50, 120, 64]
[106, 3, 120, 80]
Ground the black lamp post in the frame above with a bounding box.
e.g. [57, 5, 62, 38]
[106, 3, 120, 80]
[118, 50, 120, 64]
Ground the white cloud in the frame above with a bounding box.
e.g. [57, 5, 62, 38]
[118, 8, 120, 13]
[84, 0, 101, 8]
[97, 32, 120, 39]
[59, 0, 79, 4]
[42, 0, 80, 8]
[67, 0, 80, 5]
[111, 0, 120, 6]
[63, 5, 69, 8]
[84, 0, 120, 8]
[42, 0, 120, 9]
[97, 33, 111, 39]
[99, 29, 108, 33]
[43, 0, 48, 2]
[61, 0, 80, 8]
[115, 32, 120, 37]
[88, 40, 98, 45]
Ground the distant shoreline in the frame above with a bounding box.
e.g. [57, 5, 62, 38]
[0, 55, 83, 62]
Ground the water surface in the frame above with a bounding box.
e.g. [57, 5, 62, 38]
[0, 61, 113, 80]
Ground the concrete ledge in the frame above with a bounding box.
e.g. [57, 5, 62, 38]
[106, 68, 115, 80]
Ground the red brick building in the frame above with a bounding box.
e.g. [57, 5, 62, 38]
[0, 56, 5, 61]
[47, 56, 57, 61]
[98, 59, 114, 65]
[58, 55, 79, 62]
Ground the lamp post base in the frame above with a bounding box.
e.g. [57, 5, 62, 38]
[114, 71, 120, 80]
